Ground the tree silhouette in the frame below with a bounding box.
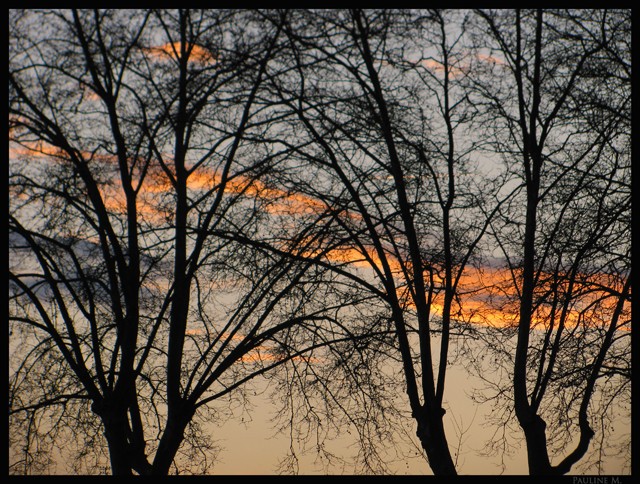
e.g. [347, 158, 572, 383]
[8, 8, 631, 476]
[9, 9, 362, 475]
[212, 9, 505, 475]
[463, 8, 631, 475]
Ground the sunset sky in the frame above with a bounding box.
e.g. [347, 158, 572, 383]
[9, 9, 630, 476]
[10, 136, 629, 475]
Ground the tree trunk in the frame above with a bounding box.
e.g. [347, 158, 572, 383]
[520, 413, 559, 475]
[416, 409, 457, 475]
[152, 412, 191, 475]
[101, 411, 133, 475]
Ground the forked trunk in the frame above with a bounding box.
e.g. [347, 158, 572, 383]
[416, 411, 457, 475]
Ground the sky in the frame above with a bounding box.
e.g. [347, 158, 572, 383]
[8, 10, 631, 476]
[8, 136, 631, 476]
[206, 357, 630, 475]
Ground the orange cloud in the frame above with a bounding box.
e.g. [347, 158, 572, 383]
[304, 241, 628, 334]
[145, 42, 216, 65]
[10, 140, 629, 336]
[416, 58, 466, 78]
[9, 140, 68, 160]
[434, 265, 630, 332]
[240, 350, 320, 364]
[476, 52, 506, 66]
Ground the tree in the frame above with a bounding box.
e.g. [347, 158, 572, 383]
[9, 8, 358, 475]
[215, 9, 502, 475]
[9, 8, 630, 476]
[464, 8, 631, 475]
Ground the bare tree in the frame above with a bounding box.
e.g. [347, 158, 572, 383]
[464, 8, 631, 475]
[9, 8, 629, 477]
[215, 9, 503, 475]
[9, 8, 360, 475]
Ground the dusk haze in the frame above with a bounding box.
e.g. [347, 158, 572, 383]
[8, 9, 631, 476]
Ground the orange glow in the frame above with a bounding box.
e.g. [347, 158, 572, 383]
[240, 350, 320, 364]
[439, 266, 519, 329]
[9, 141, 69, 159]
[424, 265, 630, 332]
[10, 141, 629, 336]
[145, 42, 216, 65]
[476, 52, 507, 66]
[185, 328, 321, 363]
[416, 58, 465, 78]
[291, 223, 629, 332]
[303, 238, 629, 334]
[9, 140, 333, 225]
